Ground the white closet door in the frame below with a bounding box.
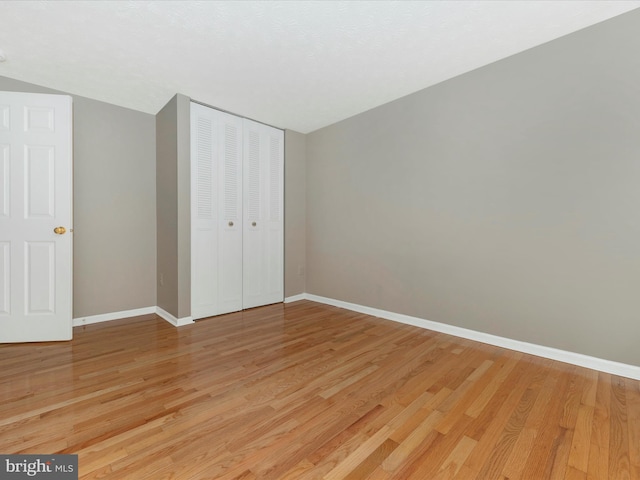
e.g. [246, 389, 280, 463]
[242, 119, 284, 309]
[191, 104, 243, 319]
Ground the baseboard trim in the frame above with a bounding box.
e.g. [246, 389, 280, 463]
[284, 294, 306, 303]
[155, 307, 194, 327]
[73, 306, 194, 328]
[73, 306, 156, 327]
[303, 293, 640, 381]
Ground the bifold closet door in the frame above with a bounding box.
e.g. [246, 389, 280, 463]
[242, 119, 284, 309]
[191, 103, 243, 319]
[191, 103, 284, 320]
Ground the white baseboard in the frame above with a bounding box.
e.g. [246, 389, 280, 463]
[73, 306, 194, 328]
[73, 306, 156, 327]
[302, 293, 640, 381]
[155, 307, 194, 327]
[284, 293, 306, 303]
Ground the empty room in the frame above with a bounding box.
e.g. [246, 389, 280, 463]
[1, 1, 640, 479]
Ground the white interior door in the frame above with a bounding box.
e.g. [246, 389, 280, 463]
[191, 103, 243, 319]
[242, 119, 283, 309]
[0, 91, 73, 342]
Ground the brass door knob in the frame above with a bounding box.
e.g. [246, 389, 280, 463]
[252, 222, 257, 227]
[53, 226, 66, 235]
[228, 221, 234, 227]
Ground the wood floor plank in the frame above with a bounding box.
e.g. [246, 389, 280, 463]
[1, 300, 639, 479]
[437, 435, 477, 477]
[520, 366, 575, 479]
[463, 357, 539, 475]
[627, 379, 640, 478]
[610, 375, 632, 480]
[568, 404, 595, 474]
[496, 368, 557, 480]
[587, 372, 612, 480]
[473, 385, 538, 479]
[381, 409, 444, 472]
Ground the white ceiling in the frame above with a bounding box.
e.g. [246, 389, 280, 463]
[0, 1, 638, 133]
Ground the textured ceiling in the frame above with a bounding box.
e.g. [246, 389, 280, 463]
[0, 1, 638, 133]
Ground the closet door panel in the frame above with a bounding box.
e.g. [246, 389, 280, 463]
[191, 104, 243, 319]
[192, 225, 217, 317]
[265, 130, 284, 298]
[242, 124, 263, 306]
[242, 120, 283, 309]
[217, 113, 243, 313]
[191, 106, 219, 319]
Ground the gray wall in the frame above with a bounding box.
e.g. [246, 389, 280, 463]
[0, 75, 157, 318]
[156, 96, 179, 316]
[285, 130, 307, 297]
[306, 10, 640, 366]
[156, 94, 191, 319]
[176, 96, 191, 319]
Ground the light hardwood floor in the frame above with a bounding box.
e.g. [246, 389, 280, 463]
[1, 300, 639, 479]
